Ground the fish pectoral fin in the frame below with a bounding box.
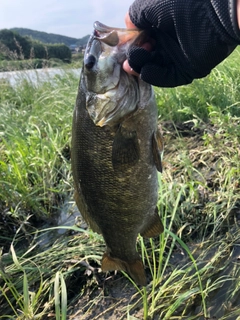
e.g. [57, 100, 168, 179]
[101, 253, 147, 286]
[152, 128, 164, 172]
[140, 207, 164, 238]
[112, 125, 140, 171]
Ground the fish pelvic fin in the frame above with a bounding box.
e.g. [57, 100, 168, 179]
[101, 253, 147, 286]
[140, 207, 164, 238]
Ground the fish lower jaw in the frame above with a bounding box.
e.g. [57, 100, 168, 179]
[96, 117, 108, 127]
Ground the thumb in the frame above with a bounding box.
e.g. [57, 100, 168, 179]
[125, 12, 137, 29]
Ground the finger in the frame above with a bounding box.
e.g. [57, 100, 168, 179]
[125, 12, 137, 29]
[123, 60, 139, 76]
[140, 63, 193, 87]
[141, 42, 153, 52]
[127, 46, 152, 74]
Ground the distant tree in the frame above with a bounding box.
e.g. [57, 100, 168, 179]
[46, 44, 71, 62]
[0, 41, 12, 60]
[0, 29, 31, 59]
[0, 29, 72, 63]
[31, 41, 47, 59]
[11, 27, 88, 47]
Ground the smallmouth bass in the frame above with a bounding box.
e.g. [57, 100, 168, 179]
[71, 21, 164, 286]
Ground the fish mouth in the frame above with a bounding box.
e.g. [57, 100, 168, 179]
[83, 22, 143, 127]
[84, 21, 144, 70]
[93, 21, 144, 47]
[92, 22, 120, 47]
[84, 22, 122, 69]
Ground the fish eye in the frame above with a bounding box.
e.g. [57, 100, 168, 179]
[84, 54, 96, 70]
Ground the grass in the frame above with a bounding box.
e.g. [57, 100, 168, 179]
[0, 48, 240, 319]
[0, 58, 65, 72]
[0, 53, 83, 72]
[155, 48, 240, 122]
[0, 71, 78, 222]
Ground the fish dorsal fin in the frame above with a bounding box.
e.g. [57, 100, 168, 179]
[101, 253, 147, 286]
[140, 207, 164, 238]
[152, 128, 164, 172]
[112, 125, 140, 171]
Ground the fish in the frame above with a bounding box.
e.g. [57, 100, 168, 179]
[71, 21, 164, 286]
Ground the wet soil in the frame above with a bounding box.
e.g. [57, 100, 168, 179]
[68, 242, 240, 320]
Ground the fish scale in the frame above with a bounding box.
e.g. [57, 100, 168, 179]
[71, 21, 164, 286]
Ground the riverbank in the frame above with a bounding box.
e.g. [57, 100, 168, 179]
[0, 52, 83, 73]
[0, 67, 81, 86]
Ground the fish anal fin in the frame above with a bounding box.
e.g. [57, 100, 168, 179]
[152, 128, 164, 172]
[101, 253, 147, 286]
[112, 125, 140, 171]
[140, 207, 164, 238]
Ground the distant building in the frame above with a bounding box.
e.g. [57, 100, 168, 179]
[69, 44, 86, 54]
[69, 44, 79, 53]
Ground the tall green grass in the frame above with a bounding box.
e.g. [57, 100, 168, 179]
[0, 71, 78, 225]
[155, 47, 240, 122]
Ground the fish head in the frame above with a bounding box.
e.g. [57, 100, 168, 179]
[82, 21, 145, 127]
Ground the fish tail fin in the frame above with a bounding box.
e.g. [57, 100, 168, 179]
[101, 253, 147, 286]
[125, 259, 147, 286]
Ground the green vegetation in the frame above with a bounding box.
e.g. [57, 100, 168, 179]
[11, 27, 89, 47]
[0, 58, 67, 72]
[0, 29, 73, 71]
[0, 71, 77, 227]
[0, 48, 240, 319]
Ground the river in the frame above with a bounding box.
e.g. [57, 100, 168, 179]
[0, 67, 81, 86]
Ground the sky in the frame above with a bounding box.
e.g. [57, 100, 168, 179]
[0, 0, 133, 39]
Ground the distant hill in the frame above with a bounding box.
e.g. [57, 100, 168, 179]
[11, 28, 89, 47]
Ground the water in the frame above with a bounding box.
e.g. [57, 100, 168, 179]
[36, 199, 83, 249]
[0, 67, 81, 86]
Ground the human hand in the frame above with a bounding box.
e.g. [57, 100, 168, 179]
[123, 12, 145, 77]
[123, 0, 240, 88]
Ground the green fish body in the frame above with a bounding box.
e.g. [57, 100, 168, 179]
[71, 22, 163, 286]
